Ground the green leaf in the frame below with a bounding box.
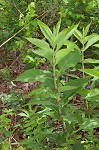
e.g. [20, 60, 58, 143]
[32, 48, 53, 64]
[94, 43, 99, 48]
[59, 78, 89, 92]
[26, 38, 51, 51]
[54, 24, 78, 51]
[74, 29, 82, 43]
[56, 48, 73, 64]
[83, 24, 90, 37]
[81, 69, 99, 78]
[80, 118, 99, 130]
[1, 140, 10, 150]
[85, 35, 99, 50]
[73, 142, 85, 150]
[28, 99, 55, 106]
[38, 20, 53, 46]
[85, 88, 99, 101]
[55, 19, 61, 35]
[15, 69, 52, 82]
[83, 33, 97, 44]
[54, 29, 67, 50]
[58, 51, 81, 76]
[84, 58, 99, 64]
[65, 24, 78, 40]
[64, 40, 80, 52]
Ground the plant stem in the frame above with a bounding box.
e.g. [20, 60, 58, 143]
[53, 53, 57, 90]
[81, 47, 85, 78]
[52, 50, 62, 115]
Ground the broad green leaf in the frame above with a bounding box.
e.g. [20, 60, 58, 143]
[54, 24, 78, 51]
[26, 38, 51, 51]
[15, 69, 52, 82]
[54, 29, 67, 50]
[84, 35, 99, 50]
[16, 147, 25, 150]
[85, 88, 99, 101]
[73, 142, 85, 150]
[83, 24, 90, 37]
[32, 48, 53, 63]
[53, 26, 56, 37]
[19, 112, 30, 118]
[28, 99, 55, 106]
[81, 69, 99, 78]
[58, 51, 81, 76]
[59, 78, 89, 92]
[56, 48, 73, 64]
[55, 19, 61, 35]
[80, 118, 99, 130]
[74, 29, 82, 43]
[59, 85, 77, 91]
[56, 148, 68, 150]
[66, 73, 79, 79]
[94, 43, 99, 48]
[29, 86, 55, 98]
[53, 19, 61, 38]
[83, 33, 97, 44]
[38, 20, 53, 46]
[84, 58, 99, 64]
[64, 40, 80, 52]
[65, 24, 78, 40]
[1, 140, 10, 150]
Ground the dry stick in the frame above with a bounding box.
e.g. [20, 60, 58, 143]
[8, 54, 21, 69]
[0, 7, 56, 49]
[0, 27, 25, 48]
[0, 7, 57, 68]
[13, 0, 22, 14]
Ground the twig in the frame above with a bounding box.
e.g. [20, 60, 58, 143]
[8, 54, 21, 69]
[0, 6, 57, 48]
[13, 0, 22, 14]
[0, 27, 25, 48]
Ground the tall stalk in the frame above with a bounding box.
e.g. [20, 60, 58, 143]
[81, 43, 85, 78]
[52, 49, 62, 116]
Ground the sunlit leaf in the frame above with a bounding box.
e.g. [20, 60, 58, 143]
[74, 29, 82, 43]
[32, 48, 53, 63]
[38, 20, 53, 46]
[85, 35, 99, 50]
[65, 24, 78, 40]
[94, 43, 99, 48]
[15, 69, 52, 82]
[80, 118, 99, 130]
[26, 38, 51, 51]
[58, 51, 81, 76]
[85, 88, 99, 101]
[83, 23, 90, 37]
[64, 40, 80, 52]
[59, 78, 89, 92]
[55, 19, 61, 35]
[54, 29, 67, 50]
[84, 58, 99, 64]
[56, 48, 73, 64]
[81, 69, 99, 78]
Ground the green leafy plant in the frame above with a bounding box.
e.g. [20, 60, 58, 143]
[15, 20, 95, 149]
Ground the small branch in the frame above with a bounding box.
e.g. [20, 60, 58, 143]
[0, 27, 25, 48]
[0, 7, 57, 48]
[8, 54, 21, 69]
[13, 0, 22, 14]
